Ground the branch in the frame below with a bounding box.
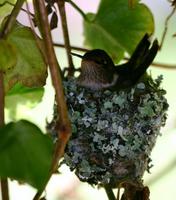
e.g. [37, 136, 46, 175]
[0, 72, 9, 200]
[104, 185, 116, 200]
[53, 42, 176, 70]
[0, 180, 9, 200]
[57, 0, 75, 76]
[32, 0, 72, 199]
[160, 4, 176, 50]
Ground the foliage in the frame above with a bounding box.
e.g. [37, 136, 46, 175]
[84, 0, 154, 62]
[0, 120, 54, 190]
[0, 0, 172, 199]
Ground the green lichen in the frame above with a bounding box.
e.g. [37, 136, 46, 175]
[59, 76, 168, 187]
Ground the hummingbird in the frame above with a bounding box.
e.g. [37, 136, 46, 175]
[71, 34, 159, 90]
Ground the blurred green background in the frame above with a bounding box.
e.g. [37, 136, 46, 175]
[1, 0, 176, 199]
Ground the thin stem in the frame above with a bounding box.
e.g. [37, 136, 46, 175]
[0, 180, 9, 200]
[104, 185, 116, 200]
[0, 0, 25, 38]
[32, 0, 71, 199]
[160, 5, 176, 50]
[53, 42, 89, 52]
[117, 187, 120, 200]
[66, 0, 88, 21]
[57, 0, 74, 76]
[53, 42, 176, 70]
[0, 72, 9, 200]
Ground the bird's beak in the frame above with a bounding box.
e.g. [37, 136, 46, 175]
[71, 52, 83, 59]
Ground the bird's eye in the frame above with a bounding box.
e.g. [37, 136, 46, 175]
[96, 59, 107, 65]
[102, 60, 108, 65]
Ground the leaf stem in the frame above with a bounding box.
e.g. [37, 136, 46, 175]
[0, 72, 9, 200]
[0, 0, 25, 38]
[66, 0, 88, 21]
[104, 185, 116, 200]
[53, 42, 176, 70]
[32, 0, 72, 199]
[0, 180, 9, 200]
[57, 0, 74, 76]
[160, 5, 176, 50]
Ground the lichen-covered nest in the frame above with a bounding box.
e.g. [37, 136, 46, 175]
[61, 76, 168, 187]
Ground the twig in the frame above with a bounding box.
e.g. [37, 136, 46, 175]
[25, 2, 48, 65]
[53, 42, 176, 69]
[0, 0, 25, 38]
[117, 187, 121, 200]
[57, 0, 74, 76]
[0, 180, 9, 200]
[53, 42, 89, 52]
[160, 4, 176, 50]
[104, 185, 116, 200]
[66, 0, 88, 21]
[32, 0, 71, 199]
[0, 72, 9, 200]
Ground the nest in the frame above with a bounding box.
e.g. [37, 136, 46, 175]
[55, 75, 168, 187]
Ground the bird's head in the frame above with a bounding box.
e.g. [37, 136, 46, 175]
[71, 49, 117, 90]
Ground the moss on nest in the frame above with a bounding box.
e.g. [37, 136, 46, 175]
[59, 75, 168, 187]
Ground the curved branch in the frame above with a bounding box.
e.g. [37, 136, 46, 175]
[57, 0, 75, 76]
[160, 5, 176, 50]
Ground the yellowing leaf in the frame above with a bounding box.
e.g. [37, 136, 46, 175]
[0, 39, 17, 72]
[5, 22, 47, 91]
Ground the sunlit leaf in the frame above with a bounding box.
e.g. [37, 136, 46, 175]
[0, 0, 16, 23]
[5, 83, 44, 119]
[0, 120, 54, 190]
[84, 0, 154, 62]
[0, 39, 17, 72]
[5, 22, 47, 91]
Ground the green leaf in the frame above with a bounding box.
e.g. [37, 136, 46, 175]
[4, 22, 47, 91]
[5, 83, 44, 119]
[0, 120, 54, 190]
[83, 0, 154, 62]
[0, 39, 17, 72]
[0, 0, 16, 23]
